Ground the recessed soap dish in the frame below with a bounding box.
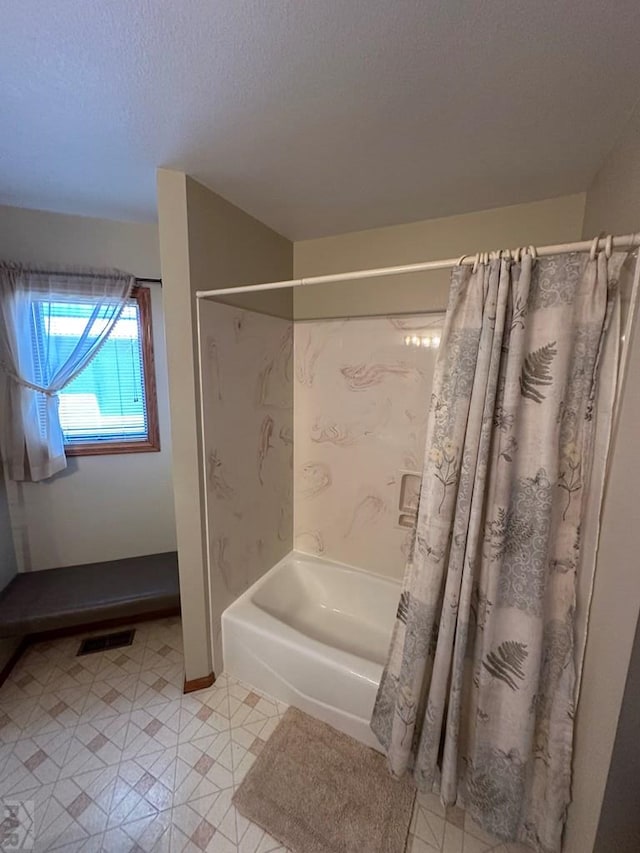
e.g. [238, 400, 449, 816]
[396, 470, 421, 529]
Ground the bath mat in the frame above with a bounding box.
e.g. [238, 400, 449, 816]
[232, 706, 415, 853]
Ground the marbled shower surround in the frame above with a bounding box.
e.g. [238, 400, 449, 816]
[201, 304, 444, 665]
[294, 313, 444, 580]
[199, 300, 294, 666]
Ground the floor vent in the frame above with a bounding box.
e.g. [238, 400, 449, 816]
[77, 629, 135, 656]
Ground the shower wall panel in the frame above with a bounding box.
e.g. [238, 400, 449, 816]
[294, 313, 443, 580]
[200, 300, 293, 666]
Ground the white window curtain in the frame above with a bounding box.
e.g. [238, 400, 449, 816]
[0, 263, 134, 481]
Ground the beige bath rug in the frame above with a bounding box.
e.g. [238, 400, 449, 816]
[232, 706, 415, 853]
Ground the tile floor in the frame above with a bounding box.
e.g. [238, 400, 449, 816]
[0, 617, 529, 852]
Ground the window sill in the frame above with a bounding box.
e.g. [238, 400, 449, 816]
[65, 439, 160, 457]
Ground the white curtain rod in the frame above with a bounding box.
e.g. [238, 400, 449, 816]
[195, 233, 640, 299]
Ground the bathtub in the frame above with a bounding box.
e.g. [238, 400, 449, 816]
[222, 551, 400, 749]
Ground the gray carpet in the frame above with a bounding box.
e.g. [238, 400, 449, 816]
[233, 707, 415, 853]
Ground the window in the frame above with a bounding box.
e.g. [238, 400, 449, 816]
[31, 285, 160, 455]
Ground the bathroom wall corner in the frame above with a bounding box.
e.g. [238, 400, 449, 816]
[158, 169, 293, 677]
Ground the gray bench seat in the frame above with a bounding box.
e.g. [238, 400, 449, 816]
[0, 552, 180, 637]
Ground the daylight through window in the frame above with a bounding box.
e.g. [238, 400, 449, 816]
[31, 286, 160, 455]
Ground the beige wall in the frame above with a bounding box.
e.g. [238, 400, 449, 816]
[157, 170, 293, 680]
[294, 193, 586, 318]
[0, 458, 20, 671]
[582, 107, 640, 240]
[157, 170, 207, 683]
[0, 460, 17, 591]
[565, 108, 640, 853]
[0, 205, 176, 571]
[0, 204, 161, 276]
[594, 615, 640, 852]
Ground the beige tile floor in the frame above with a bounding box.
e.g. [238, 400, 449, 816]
[0, 617, 529, 852]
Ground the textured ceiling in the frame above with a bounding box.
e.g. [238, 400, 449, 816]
[1, 1, 640, 239]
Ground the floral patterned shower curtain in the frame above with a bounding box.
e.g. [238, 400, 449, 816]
[371, 250, 624, 852]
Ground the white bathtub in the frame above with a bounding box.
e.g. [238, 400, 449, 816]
[222, 551, 400, 749]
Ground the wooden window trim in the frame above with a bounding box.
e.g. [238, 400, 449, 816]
[65, 285, 161, 457]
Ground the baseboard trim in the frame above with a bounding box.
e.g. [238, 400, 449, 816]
[184, 672, 216, 693]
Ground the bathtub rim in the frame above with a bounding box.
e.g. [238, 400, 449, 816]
[247, 548, 403, 596]
[222, 548, 401, 682]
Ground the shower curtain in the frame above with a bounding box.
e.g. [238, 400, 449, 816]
[371, 249, 624, 853]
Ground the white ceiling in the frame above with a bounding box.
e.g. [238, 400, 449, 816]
[1, 1, 640, 240]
